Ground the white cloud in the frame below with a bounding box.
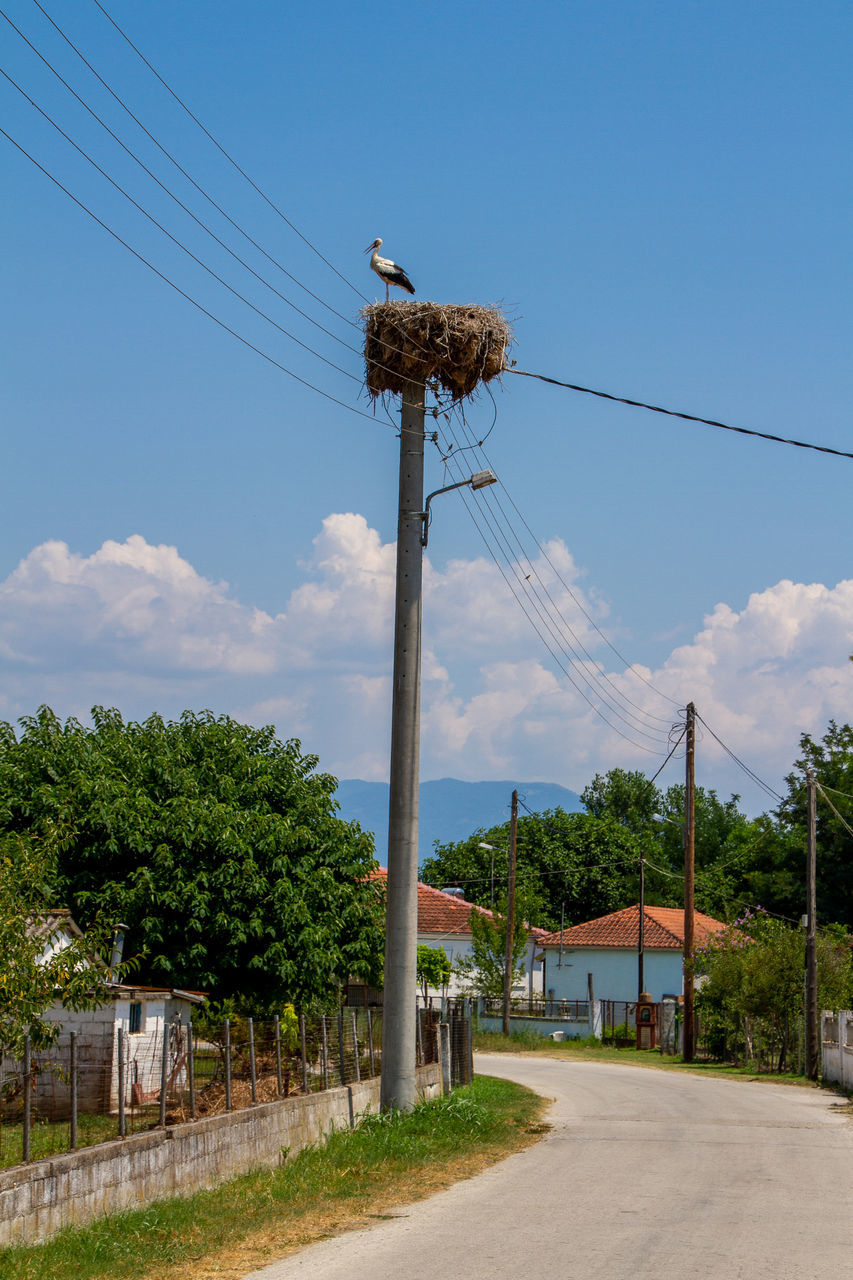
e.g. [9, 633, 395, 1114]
[1, 523, 852, 811]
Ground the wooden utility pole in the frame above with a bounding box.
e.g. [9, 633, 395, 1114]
[805, 769, 819, 1080]
[683, 702, 696, 1063]
[381, 379, 425, 1112]
[502, 789, 518, 1036]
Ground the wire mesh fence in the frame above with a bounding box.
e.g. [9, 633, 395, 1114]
[1, 1005, 446, 1170]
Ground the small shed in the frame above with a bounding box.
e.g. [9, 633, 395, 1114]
[6, 912, 205, 1118]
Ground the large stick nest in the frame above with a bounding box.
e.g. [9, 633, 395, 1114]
[362, 301, 513, 402]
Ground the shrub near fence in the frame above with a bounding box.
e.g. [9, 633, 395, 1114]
[0, 1006, 445, 1171]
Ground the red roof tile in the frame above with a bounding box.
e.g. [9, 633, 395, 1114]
[539, 904, 727, 950]
[370, 868, 548, 939]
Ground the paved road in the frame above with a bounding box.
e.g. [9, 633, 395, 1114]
[244, 1054, 853, 1280]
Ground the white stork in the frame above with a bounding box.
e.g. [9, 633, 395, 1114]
[364, 237, 415, 301]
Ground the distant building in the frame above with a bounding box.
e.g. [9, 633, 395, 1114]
[538, 904, 727, 1004]
[345, 869, 547, 1003]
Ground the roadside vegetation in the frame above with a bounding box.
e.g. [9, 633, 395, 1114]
[473, 1029, 816, 1086]
[0, 1075, 547, 1280]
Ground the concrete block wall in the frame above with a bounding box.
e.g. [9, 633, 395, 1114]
[0, 1063, 441, 1247]
[821, 1009, 853, 1089]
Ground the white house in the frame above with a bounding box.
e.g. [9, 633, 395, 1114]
[360, 868, 547, 1001]
[539, 904, 728, 1004]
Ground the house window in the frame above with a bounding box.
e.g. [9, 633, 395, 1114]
[128, 1001, 143, 1034]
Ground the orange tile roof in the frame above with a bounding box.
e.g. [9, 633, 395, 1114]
[538, 904, 727, 950]
[370, 868, 548, 939]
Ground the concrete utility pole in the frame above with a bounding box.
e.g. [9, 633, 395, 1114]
[502, 789, 518, 1036]
[683, 701, 696, 1063]
[381, 379, 425, 1113]
[805, 769, 819, 1081]
[637, 852, 645, 1002]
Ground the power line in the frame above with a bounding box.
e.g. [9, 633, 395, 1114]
[432, 419, 678, 745]
[11, 2, 364, 339]
[89, 0, 372, 305]
[431, 438, 674, 753]
[693, 713, 783, 804]
[816, 783, 853, 840]
[0, 61, 362, 387]
[509, 369, 853, 461]
[437, 405, 682, 717]
[17, 0, 432, 390]
[83, 0, 435, 369]
[0, 123, 386, 425]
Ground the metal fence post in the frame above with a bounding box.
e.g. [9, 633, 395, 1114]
[440, 1022, 451, 1095]
[337, 1009, 346, 1085]
[159, 1023, 169, 1127]
[321, 1016, 329, 1090]
[299, 1013, 308, 1094]
[274, 1016, 284, 1095]
[69, 1030, 78, 1150]
[23, 1036, 31, 1162]
[351, 1012, 361, 1083]
[466, 999, 474, 1084]
[224, 1019, 232, 1112]
[367, 1009, 375, 1077]
[187, 1020, 196, 1120]
[248, 1018, 258, 1103]
[118, 1028, 126, 1137]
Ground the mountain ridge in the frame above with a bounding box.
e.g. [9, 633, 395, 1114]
[334, 777, 584, 866]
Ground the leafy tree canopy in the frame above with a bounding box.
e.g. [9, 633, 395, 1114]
[421, 808, 648, 932]
[415, 944, 451, 1002]
[453, 899, 529, 999]
[0, 707, 384, 1012]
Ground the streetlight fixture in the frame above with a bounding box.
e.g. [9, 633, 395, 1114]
[420, 470, 497, 547]
[477, 841, 501, 908]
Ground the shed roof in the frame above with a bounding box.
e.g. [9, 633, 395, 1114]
[539, 904, 727, 951]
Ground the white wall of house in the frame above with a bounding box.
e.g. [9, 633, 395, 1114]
[418, 932, 543, 1001]
[542, 947, 684, 1003]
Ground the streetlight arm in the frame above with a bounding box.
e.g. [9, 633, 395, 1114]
[420, 471, 497, 546]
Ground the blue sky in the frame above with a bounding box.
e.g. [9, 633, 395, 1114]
[2, 0, 851, 814]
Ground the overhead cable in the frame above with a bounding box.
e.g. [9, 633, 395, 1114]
[0, 124, 384, 424]
[0, 63, 363, 386]
[447, 411, 681, 720]
[90, 0, 372, 305]
[509, 369, 853, 461]
[693, 713, 783, 804]
[9, 3, 363, 339]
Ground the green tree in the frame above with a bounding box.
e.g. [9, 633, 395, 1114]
[0, 833, 117, 1056]
[416, 944, 451, 1002]
[0, 707, 384, 1011]
[776, 721, 853, 929]
[421, 808, 648, 932]
[454, 900, 528, 999]
[581, 767, 662, 830]
[695, 910, 852, 1070]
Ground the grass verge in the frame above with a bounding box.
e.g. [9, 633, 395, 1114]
[473, 1029, 816, 1086]
[1, 1075, 547, 1280]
